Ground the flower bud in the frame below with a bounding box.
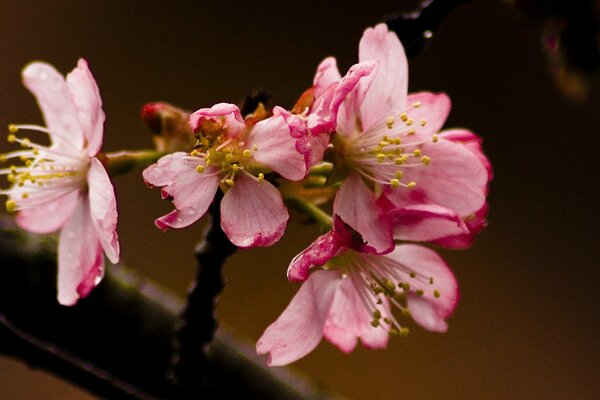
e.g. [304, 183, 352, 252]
[141, 102, 196, 153]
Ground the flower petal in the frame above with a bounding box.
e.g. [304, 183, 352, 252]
[15, 190, 80, 234]
[386, 203, 471, 249]
[256, 269, 341, 366]
[220, 173, 288, 248]
[441, 129, 493, 180]
[189, 102, 245, 138]
[324, 275, 390, 353]
[66, 59, 105, 156]
[57, 195, 104, 306]
[142, 152, 189, 187]
[246, 115, 307, 181]
[287, 226, 350, 282]
[334, 172, 393, 254]
[22, 62, 84, 149]
[88, 158, 119, 264]
[386, 244, 459, 324]
[407, 295, 449, 333]
[313, 57, 342, 99]
[386, 137, 488, 216]
[404, 92, 451, 137]
[357, 23, 408, 132]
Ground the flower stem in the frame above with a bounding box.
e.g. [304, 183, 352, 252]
[285, 197, 333, 232]
[103, 150, 164, 177]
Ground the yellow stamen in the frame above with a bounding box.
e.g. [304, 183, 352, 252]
[432, 134, 439, 143]
[376, 153, 386, 163]
[243, 149, 252, 158]
[400, 113, 408, 122]
[196, 165, 205, 173]
[386, 117, 394, 129]
[420, 118, 427, 127]
[5, 199, 17, 212]
[413, 149, 421, 157]
[7, 134, 16, 143]
[390, 178, 400, 188]
[412, 101, 422, 108]
[225, 178, 235, 186]
[257, 173, 265, 182]
[421, 156, 431, 165]
[433, 289, 440, 298]
[407, 182, 417, 189]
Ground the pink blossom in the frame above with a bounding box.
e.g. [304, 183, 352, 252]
[256, 218, 458, 366]
[0, 60, 119, 306]
[321, 24, 489, 253]
[143, 103, 306, 248]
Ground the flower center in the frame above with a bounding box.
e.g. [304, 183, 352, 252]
[337, 100, 439, 190]
[329, 250, 442, 337]
[190, 124, 264, 187]
[0, 124, 88, 212]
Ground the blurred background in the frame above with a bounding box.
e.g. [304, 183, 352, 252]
[1, 0, 599, 399]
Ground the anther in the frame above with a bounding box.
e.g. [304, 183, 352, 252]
[432, 134, 439, 143]
[257, 173, 265, 182]
[8, 124, 18, 134]
[412, 101, 422, 108]
[407, 182, 417, 189]
[371, 319, 380, 328]
[225, 178, 235, 186]
[21, 193, 29, 199]
[395, 171, 404, 179]
[400, 113, 408, 122]
[253, 144, 258, 151]
[416, 289, 424, 296]
[421, 156, 431, 165]
[410, 272, 416, 278]
[7, 134, 16, 143]
[395, 157, 404, 165]
[407, 130, 416, 136]
[373, 310, 382, 320]
[386, 117, 394, 129]
[399, 327, 410, 337]
[413, 149, 421, 157]
[376, 153, 386, 163]
[5, 199, 17, 213]
[406, 119, 413, 126]
[390, 178, 400, 188]
[191, 150, 200, 156]
[433, 289, 440, 298]
[420, 119, 427, 127]
[196, 165, 205, 173]
[243, 149, 252, 157]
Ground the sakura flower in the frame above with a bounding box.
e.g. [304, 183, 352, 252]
[143, 102, 306, 247]
[322, 24, 489, 253]
[256, 218, 458, 366]
[274, 59, 376, 170]
[0, 59, 119, 306]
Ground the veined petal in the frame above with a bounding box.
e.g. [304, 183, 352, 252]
[189, 102, 245, 138]
[386, 137, 488, 216]
[220, 173, 288, 248]
[256, 269, 341, 366]
[88, 158, 119, 264]
[386, 244, 459, 323]
[313, 57, 342, 99]
[334, 172, 393, 254]
[357, 23, 408, 132]
[404, 92, 451, 137]
[407, 295, 449, 333]
[247, 115, 306, 181]
[324, 276, 390, 353]
[57, 195, 104, 306]
[143, 152, 189, 187]
[441, 129, 493, 180]
[22, 62, 84, 150]
[66, 59, 105, 156]
[386, 203, 470, 248]
[15, 190, 80, 234]
[287, 227, 350, 282]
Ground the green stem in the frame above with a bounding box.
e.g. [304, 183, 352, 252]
[285, 197, 333, 232]
[103, 150, 164, 177]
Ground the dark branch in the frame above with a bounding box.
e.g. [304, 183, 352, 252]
[0, 218, 341, 399]
[385, 0, 473, 57]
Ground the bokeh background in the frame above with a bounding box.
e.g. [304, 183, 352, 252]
[1, 0, 600, 399]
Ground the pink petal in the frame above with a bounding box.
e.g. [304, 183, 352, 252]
[407, 294, 449, 332]
[189, 102, 245, 138]
[143, 152, 189, 187]
[404, 92, 451, 137]
[220, 173, 288, 248]
[334, 172, 393, 254]
[256, 269, 341, 366]
[323, 275, 390, 353]
[66, 59, 105, 156]
[386, 244, 459, 323]
[357, 23, 408, 132]
[386, 203, 471, 249]
[441, 129, 493, 180]
[15, 190, 80, 234]
[88, 158, 119, 264]
[313, 57, 342, 99]
[287, 226, 351, 282]
[152, 157, 220, 231]
[22, 62, 84, 150]
[246, 115, 307, 181]
[57, 195, 104, 306]
[386, 137, 488, 216]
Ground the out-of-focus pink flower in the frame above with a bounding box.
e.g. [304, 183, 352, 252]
[256, 218, 458, 366]
[0, 59, 119, 306]
[143, 102, 306, 248]
[320, 24, 490, 254]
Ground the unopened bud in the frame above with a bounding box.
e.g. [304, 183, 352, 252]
[141, 102, 195, 153]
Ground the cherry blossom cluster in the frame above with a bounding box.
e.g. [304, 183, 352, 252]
[0, 24, 491, 365]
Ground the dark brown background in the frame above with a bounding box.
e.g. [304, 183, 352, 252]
[1, 1, 599, 399]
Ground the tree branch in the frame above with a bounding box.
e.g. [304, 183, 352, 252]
[0, 218, 341, 399]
